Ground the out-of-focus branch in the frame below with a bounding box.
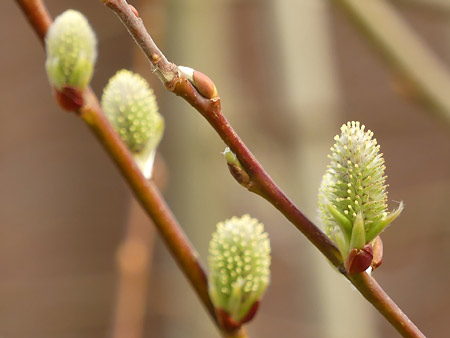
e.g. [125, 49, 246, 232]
[16, 2, 251, 337]
[15, 0, 219, 330]
[100, 1, 426, 337]
[331, 0, 450, 128]
[393, 0, 450, 16]
[16, 0, 51, 43]
[81, 95, 217, 326]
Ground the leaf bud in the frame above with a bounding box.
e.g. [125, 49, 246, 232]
[178, 66, 218, 99]
[223, 147, 250, 188]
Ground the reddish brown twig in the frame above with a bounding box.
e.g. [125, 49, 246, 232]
[349, 273, 425, 338]
[15, 0, 217, 329]
[100, 1, 426, 337]
[101, 0, 342, 270]
[16, 0, 51, 43]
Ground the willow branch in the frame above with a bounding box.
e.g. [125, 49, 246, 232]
[100, 1, 426, 337]
[349, 273, 425, 338]
[331, 0, 450, 128]
[101, 0, 342, 269]
[83, 94, 215, 320]
[80, 91, 244, 337]
[15, 0, 218, 328]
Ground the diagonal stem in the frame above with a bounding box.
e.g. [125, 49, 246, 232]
[99, 0, 426, 337]
[15, 0, 223, 332]
[16, 3, 252, 337]
[349, 273, 425, 338]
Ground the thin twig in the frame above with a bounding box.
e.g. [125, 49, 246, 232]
[84, 75, 221, 330]
[15, 0, 219, 330]
[16, 0, 51, 43]
[101, 0, 343, 270]
[83, 93, 219, 323]
[331, 0, 450, 128]
[100, 1, 426, 337]
[349, 273, 424, 338]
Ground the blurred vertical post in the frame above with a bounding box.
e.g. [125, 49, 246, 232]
[111, 1, 165, 337]
[270, 0, 377, 337]
[112, 200, 155, 338]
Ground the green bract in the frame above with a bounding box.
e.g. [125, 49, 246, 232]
[45, 10, 97, 90]
[208, 215, 271, 324]
[318, 121, 403, 260]
[102, 70, 164, 178]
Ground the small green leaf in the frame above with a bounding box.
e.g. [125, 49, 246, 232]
[326, 202, 352, 239]
[350, 213, 366, 250]
[366, 202, 404, 242]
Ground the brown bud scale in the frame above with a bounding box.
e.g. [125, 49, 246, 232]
[54, 86, 84, 112]
[240, 301, 260, 325]
[193, 70, 218, 99]
[227, 163, 251, 188]
[345, 243, 373, 275]
[216, 307, 241, 332]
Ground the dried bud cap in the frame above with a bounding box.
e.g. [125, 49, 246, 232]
[45, 10, 97, 91]
[318, 121, 403, 273]
[208, 215, 271, 328]
[101, 70, 164, 178]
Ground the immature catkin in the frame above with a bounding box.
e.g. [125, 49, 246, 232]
[208, 215, 271, 325]
[101, 70, 163, 154]
[45, 10, 97, 90]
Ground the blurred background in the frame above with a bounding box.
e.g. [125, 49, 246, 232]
[2, 0, 450, 337]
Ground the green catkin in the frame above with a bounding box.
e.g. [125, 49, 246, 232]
[45, 10, 97, 90]
[318, 121, 403, 259]
[101, 70, 163, 154]
[208, 215, 271, 323]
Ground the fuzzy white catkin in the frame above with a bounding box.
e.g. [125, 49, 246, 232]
[45, 10, 97, 90]
[208, 215, 271, 323]
[101, 70, 164, 154]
